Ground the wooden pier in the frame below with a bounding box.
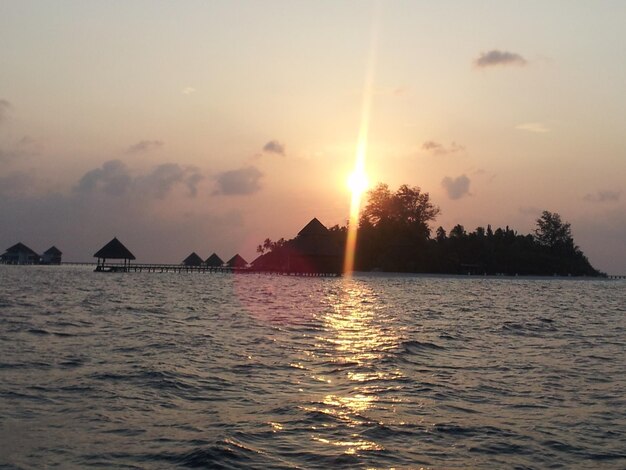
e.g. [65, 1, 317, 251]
[94, 262, 340, 277]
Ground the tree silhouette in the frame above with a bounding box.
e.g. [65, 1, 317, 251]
[257, 185, 602, 276]
[534, 211, 573, 249]
[360, 183, 440, 231]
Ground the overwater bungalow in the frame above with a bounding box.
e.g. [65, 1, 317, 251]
[183, 252, 204, 266]
[94, 237, 136, 272]
[251, 218, 343, 275]
[205, 253, 224, 267]
[289, 218, 343, 274]
[0, 242, 40, 265]
[41, 246, 62, 265]
[226, 254, 248, 269]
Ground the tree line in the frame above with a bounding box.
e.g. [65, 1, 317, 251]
[350, 183, 601, 275]
[261, 183, 603, 276]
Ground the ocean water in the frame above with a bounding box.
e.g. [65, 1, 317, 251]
[0, 266, 625, 469]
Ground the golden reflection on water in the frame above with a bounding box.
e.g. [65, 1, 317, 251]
[307, 280, 402, 455]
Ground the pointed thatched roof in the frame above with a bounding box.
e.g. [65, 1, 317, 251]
[93, 237, 136, 260]
[251, 253, 266, 267]
[226, 254, 248, 268]
[183, 252, 204, 266]
[297, 217, 329, 237]
[293, 218, 342, 257]
[4, 242, 39, 256]
[205, 253, 224, 267]
[44, 246, 62, 255]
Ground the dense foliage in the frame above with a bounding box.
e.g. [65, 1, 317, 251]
[351, 185, 600, 276]
[259, 184, 602, 276]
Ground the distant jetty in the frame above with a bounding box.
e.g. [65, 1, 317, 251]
[92, 218, 343, 276]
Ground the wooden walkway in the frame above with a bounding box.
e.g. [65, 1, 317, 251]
[94, 263, 340, 277]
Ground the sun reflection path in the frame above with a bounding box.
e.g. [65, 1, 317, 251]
[305, 280, 404, 456]
[343, 8, 380, 276]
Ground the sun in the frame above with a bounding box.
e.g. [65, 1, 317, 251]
[347, 169, 369, 198]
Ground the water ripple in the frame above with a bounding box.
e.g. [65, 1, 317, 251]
[0, 266, 624, 469]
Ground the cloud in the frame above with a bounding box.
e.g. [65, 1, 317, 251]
[0, 162, 247, 265]
[138, 163, 203, 198]
[0, 171, 38, 198]
[214, 166, 263, 195]
[126, 140, 164, 154]
[583, 190, 621, 203]
[422, 140, 465, 156]
[0, 135, 41, 164]
[0, 148, 9, 163]
[474, 50, 527, 68]
[182, 87, 196, 95]
[441, 174, 471, 200]
[75, 160, 133, 196]
[516, 122, 550, 133]
[0, 99, 11, 124]
[74, 160, 203, 199]
[263, 140, 285, 156]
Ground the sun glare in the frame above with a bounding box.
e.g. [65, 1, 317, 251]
[348, 169, 369, 197]
[343, 4, 380, 276]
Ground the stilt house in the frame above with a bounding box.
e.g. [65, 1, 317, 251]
[94, 237, 136, 271]
[42, 246, 62, 265]
[183, 252, 204, 266]
[205, 253, 224, 267]
[1, 243, 40, 265]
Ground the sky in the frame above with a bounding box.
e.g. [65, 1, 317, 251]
[1, 1, 625, 274]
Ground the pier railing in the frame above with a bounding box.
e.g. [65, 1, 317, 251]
[93, 262, 340, 276]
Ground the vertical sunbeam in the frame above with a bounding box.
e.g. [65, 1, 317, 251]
[343, 4, 381, 276]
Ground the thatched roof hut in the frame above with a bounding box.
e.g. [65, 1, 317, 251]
[44, 246, 62, 256]
[94, 237, 136, 261]
[226, 254, 248, 268]
[290, 218, 343, 273]
[250, 218, 343, 274]
[183, 252, 204, 266]
[42, 246, 62, 265]
[205, 253, 224, 267]
[250, 250, 284, 272]
[94, 237, 135, 271]
[297, 217, 329, 237]
[1, 242, 39, 265]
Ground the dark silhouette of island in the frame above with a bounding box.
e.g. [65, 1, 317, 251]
[2, 184, 600, 277]
[252, 218, 343, 275]
[257, 183, 603, 277]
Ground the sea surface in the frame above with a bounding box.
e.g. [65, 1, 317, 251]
[0, 265, 625, 469]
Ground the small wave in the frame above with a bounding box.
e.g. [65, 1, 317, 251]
[150, 438, 298, 469]
[502, 321, 557, 335]
[27, 328, 50, 335]
[435, 423, 517, 438]
[469, 442, 532, 456]
[400, 339, 445, 354]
